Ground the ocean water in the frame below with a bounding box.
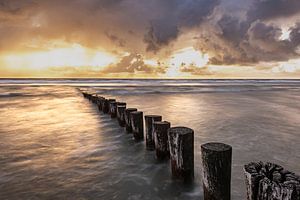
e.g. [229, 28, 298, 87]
[0, 79, 299, 200]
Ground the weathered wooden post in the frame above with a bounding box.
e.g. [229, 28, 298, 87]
[88, 94, 93, 101]
[110, 102, 126, 118]
[153, 121, 171, 160]
[244, 162, 300, 200]
[86, 93, 91, 100]
[131, 111, 144, 141]
[145, 115, 162, 150]
[91, 94, 97, 104]
[201, 142, 232, 200]
[117, 105, 126, 127]
[125, 108, 138, 133]
[97, 97, 104, 111]
[110, 102, 118, 118]
[117, 102, 126, 110]
[94, 95, 98, 104]
[168, 127, 194, 182]
[89, 94, 93, 101]
[100, 97, 106, 111]
[117, 102, 126, 106]
[108, 99, 116, 114]
[102, 99, 110, 114]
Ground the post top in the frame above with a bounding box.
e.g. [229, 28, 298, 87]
[201, 142, 232, 152]
[117, 105, 126, 108]
[153, 121, 170, 126]
[168, 126, 194, 135]
[145, 115, 162, 119]
[126, 108, 138, 112]
[108, 99, 116, 102]
[117, 102, 126, 105]
[131, 111, 143, 115]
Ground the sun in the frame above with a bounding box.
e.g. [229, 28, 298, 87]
[166, 47, 209, 77]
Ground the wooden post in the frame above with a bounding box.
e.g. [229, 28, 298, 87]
[153, 121, 170, 160]
[100, 97, 105, 111]
[201, 142, 232, 200]
[117, 102, 126, 107]
[125, 108, 137, 133]
[110, 102, 118, 118]
[102, 99, 110, 114]
[89, 94, 93, 101]
[97, 97, 104, 111]
[168, 127, 194, 182]
[145, 115, 162, 150]
[244, 162, 300, 200]
[90, 94, 94, 102]
[88, 93, 93, 101]
[117, 105, 126, 127]
[108, 99, 116, 114]
[91, 94, 98, 104]
[88, 93, 92, 101]
[131, 111, 144, 141]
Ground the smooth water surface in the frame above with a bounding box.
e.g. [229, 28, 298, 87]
[0, 79, 299, 199]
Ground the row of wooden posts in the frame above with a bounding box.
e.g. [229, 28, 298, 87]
[81, 91, 300, 200]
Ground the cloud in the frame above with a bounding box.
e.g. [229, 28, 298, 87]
[180, 64, 212, 75]
[0, 0, 300, 75]
[247, 0, 300, 21]
[194, 0, 300, 65]
[144, 21, 179, 52]
[105, 32, 126, 47]
[101, 53, 166, 74]
[246, 22, 299, 60]
[143, 0, 220, 53]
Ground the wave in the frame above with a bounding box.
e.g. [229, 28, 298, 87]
[0, 93, 25, 98]
[1, 78, 300, 86]
[89, 85, 299, 95]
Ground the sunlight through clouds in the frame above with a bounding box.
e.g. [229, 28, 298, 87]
[166, 47, 209, 77]
[2, 44, 117, 70]
[0, 0, 300, 78]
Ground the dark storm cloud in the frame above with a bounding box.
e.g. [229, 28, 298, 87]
[194, 0, 300, 66]
[0, 0, 221, 56]
[0, 0, 35, 13]
[247, 0, 300, 21]
[143, 0, 220, 52]
[144, 21, 179, 52]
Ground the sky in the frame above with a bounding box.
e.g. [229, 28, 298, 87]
[0, 0, 300, 78]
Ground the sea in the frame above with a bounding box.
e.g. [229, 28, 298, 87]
[0, 79, 299, 199]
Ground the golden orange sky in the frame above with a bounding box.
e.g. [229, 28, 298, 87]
[0, 0, 300, 78]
